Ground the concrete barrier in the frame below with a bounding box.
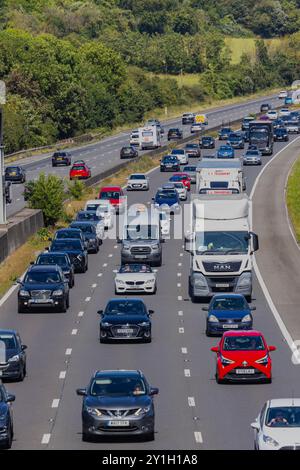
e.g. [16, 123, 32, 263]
[0, 209, 44, 264]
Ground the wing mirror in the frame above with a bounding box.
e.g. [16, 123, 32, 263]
[76, 388, 87, 396]
[211, 347, 219, 353]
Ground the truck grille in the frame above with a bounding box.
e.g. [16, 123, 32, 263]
[130, 246, 151, 254]
[203, 261, 241, 273]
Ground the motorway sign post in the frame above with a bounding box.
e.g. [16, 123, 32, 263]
[0, 80, 6, 225]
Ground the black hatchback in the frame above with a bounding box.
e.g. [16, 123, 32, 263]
[49, 238, 88, 273]
[0, 384, 15, 449]
[120, 146, 138, 159]
[98, 298, 153, 343]
[199, 136, 215, 149]
[17, 264, 70, 313]
[274, 126, 289, 142]
[5, 166, 26, 184]
[35, 251, 75, 288]
[0, 329, 27, 381]
[167, 128, 183, 140]
[52, 151, 72, 167]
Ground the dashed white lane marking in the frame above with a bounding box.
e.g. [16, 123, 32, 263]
[103, 263, 108, 267]
[85, 297, 91, 302]
[181, 347, 188, 354]
[16, 198, 20, 201]
[113, 269, 118, 273]
[180, 253, 183, 257]
[59, 371, 66, 379]
[177, 283, 181, 287]
[153, 269, 158, 273]
[51, 399, 60, 408]
[194, 431, 203, 444]
[78, 311, 84, 317]
[188, 397, 195, 407]
[184, 369, 191, 377]
[178, 262, 182, 266]
[65, 348, 72, 356]
[177, 273, 182, 277]
[108, 254, 113, 257]
[178, 296, 182, 301]
[41, 434, 51, 445]
[178, 310, 183, 316]
[179, 327, 184, 333]
[91, 283, 97, 288]
[71, 329, 78, 335]
[97, 273, 103, 277]
[114, 245, 118, 249]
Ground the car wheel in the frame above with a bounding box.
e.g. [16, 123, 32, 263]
[66, 295, 70, 309]
[18, 304, 26, 314]
[265, 377, 272, 384]
[82, 430, 93, 442]
[205, 329, 212, 337]
[60, 299, 67, 313]
[145, 431, 155, 441]
[2, 426, 12, 449]
[17, 365, 25, 382]
[144, 336, 152, 343]
[216, 371, 224, 384]
[245, 295, 252, 303]
[52, 163, 56, 167]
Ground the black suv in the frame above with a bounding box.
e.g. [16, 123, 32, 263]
[76, 369, 158, 442]
[69, 222, 99, 254]
[120, 146, 138, 159]
[0, 329, 27, 381]
[167, 128, 183, 140]
[199, 136, 215, 149]
[52, 151, 72, 167]
[160, 155, 180, 172]
[5, 166, 26, 184]
[17, 265, 70, 313]
[274, 127, 289, 142]
[49, 238, 88, 273]
[35, 252, 75, 288]
[98, 298, 153, 343]
[53, 228, 86, 247]
[0, 384, 15, 449]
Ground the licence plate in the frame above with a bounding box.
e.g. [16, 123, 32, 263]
[117, 329, 134, 334]
[31, 299, 49, 303]
[215, 283, 229, 288]
[108, 420, 129, 427]
[223, 324, 238, 328]
[235, 369, 255, 374]
[10, 172, 16, 176]
[135, 255, 147, 259]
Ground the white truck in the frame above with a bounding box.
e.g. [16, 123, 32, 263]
[196, 159, 246, 194]
[186, 194, 259, 302]
[138, 125, 161, 150]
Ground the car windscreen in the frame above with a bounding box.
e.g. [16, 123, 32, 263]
[37, 255, 68, 266]
[6, 167, 21, 173]
[0, 334, 17, 349]
[246, 151, 260, 156]
[51, 240, 82, 251]
[211, 297, 248, 310]
[71, 224, 94, 233]
[119, 264, 151, 273]
[77, 212, 98, 221]
[129, 175, 145, 180]
[72, 165, 85, 171]
[223, 335, 265, 351]
[163, 157, 177, 163]
[100, 191, 120, 199]
[56, 231, 81, 239]
[183, 167, 196, 172]
[186, 144, 198, 149]
[172, 149, 184, 154]
[105, 300, 146, 315]
[195, 231, 248, 255]
[125, 224, 159, 240]
[156, 191, 177, 199]
[90, 377, 146, 397]
[24, 271, 61, 283]
[266, 407, 300, 428]
[169, 176, 184, 182]
[122, 148, 133, 153]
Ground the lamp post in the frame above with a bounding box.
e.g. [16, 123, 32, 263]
[0, 80, 6, 225]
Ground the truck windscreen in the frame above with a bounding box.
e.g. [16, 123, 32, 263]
[250, 130, 268, 141]
[194, 231, 249, 255]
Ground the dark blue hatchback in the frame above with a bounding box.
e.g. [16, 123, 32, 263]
[203, 294, 255, 336]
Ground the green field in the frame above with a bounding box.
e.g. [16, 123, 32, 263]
[225, 37, 283, 64]
[286, 157, 300, 242]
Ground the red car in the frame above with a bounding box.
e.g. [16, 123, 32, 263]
[170, 173, 191, 191]
[98, 186, 126, 214]
[69, 162, 91, 180]
[211, 330, 276, 384]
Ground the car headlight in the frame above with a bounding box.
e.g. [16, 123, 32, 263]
[138, 322, 150, 327]
[52, 289, 64, 296]
[152, 244, 159, 250]
[242, 314, 252, 322]
[193, 274, 208, 288]
[116, 279, 125, 285]
[19, 289, 30, 297]
[208, 315, 219, 323]
[8, 354, 20, 363]
[123, 243, 131, 250]
[77, 254, 83, 260]
[86, 407, 102, 417]
[220, 354, 235, 365]
[145, 279, 155, 284]
[134, 406, 151, 416]
[262, 434, 279, 447]
[237, 272, 252, 288]
[255, 354, 269, 365]
[101, 322, 112, 327]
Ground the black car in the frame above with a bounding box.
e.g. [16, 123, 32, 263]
[274, 127, 289, 142]
[35, 252, 75, 288]
[76, 369, 158, 442]
[167, 128, 183, 140]
[218, 127, 233, 140]
[0, 329, 27, 381]
[272, 118, 284, 129]
[53, 228, 86, 247]
[184, 143, 201, 158]
[52, 151, 72, 167]
[260, 103, 270, 113]
[120, 146, 138, 159]
[69, 222, 99, 254]
[49, 238, 88, 273]
[160, 155, 180, 172]
[98, 298, 153, 343]
[0, 384, 15, 449]
[17, 264, 70, 313]
[199, 136, 215, 149]
[5, 166, 26, 184]
[182, 113, 195, 125]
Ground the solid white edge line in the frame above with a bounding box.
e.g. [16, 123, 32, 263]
[41, 433, 51, 444]
[250, 135, 300, 364]
[51, 399, 60, 408]
[59, 371, 66, 379]
[0, 283, 18, 307]
[194, 431, 203, 443]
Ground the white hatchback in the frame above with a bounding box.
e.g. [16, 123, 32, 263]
[266, 109, 278, 120]
[171, 149, 188, 165]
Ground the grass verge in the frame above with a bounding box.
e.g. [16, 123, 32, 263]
[286, 156, 300, 242]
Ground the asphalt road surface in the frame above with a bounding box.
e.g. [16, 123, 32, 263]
[1, 103, 299, 449]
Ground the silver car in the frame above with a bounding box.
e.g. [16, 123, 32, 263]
[115, 264, 157, 294]
[127, 173, 149, 191]
[243, 149, 262, 166]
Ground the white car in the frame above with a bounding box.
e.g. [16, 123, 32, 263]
[115, 264, 157, 294]
[251, 398, 300, 450]
[171, 181, 187, 200]
[190, 123, 203, 133]
[279, 108, 290, 117]
[129, 130, 139, 146]
[171, 149, 188, 165]
[266, 109, 278, 120]
[127, 173, 149, 191]
[84, 199, 114, 229]
[158, 211, 170, 237]
[278, 90, 288, 99]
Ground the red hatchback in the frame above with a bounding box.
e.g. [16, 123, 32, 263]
[170, 173, 191, 191]
[69, 162, 91, 180]
[98, 186, 126, 214]
[211, 330, 276, 384]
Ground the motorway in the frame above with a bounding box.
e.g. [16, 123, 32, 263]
[5, 94, 280, 217]
[1, 96, 300, 449]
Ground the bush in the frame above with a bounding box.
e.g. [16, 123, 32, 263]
[68, 179, 86, 200]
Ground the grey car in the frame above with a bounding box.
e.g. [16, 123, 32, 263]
[76, 370, 159, 441]
[243, 149, 262, 166]
[0, 329, 27, 381]
[183, 165, 197, 183]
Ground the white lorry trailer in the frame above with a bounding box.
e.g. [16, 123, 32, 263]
[186, 194, 259, 302]
[138, 125, 161, 150]
[196, 159, 246, 194]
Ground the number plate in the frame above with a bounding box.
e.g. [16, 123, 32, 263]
[30, 299, 49, 304]
[215, 283, 230, 288]
[235, 369, 255, 374]
[223, 324, 238, 328]
[108, 420, 130, 427]
[116, 329, 133, 334]
[135, 255, 147, 259]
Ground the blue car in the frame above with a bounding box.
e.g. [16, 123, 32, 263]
[217, 145, 235, 159]
[285, 96, 293, 105]
[203, 294, 255, 336]
[227, 132, 244, 149]
[152, 188, 180, 213]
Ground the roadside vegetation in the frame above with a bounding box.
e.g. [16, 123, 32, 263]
[286, 157, 300, 242]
